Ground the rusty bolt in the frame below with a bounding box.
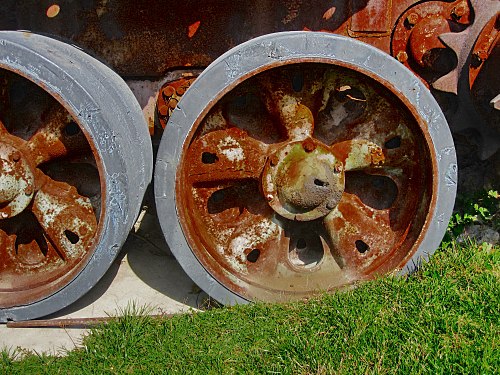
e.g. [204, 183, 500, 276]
[0, 212, 8, 219]
[333, 163, 343, 174]
[168, 98, 179, 109]
[162, 85, 175, 98]
[176, 86, 186, 96]
[396, 51, 408, 63]
[158, 104, 169, 117]
[406, 13, 419, 27]
[266, 194, 274, 202]
[10, 151, 21, 162]
[451, 2, 467, 19]
[302, 139, 316, 153]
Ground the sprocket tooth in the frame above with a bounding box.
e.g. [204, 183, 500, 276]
[432, 70, 459, 94]
[438, 31, 469, 56]
[490, 94, 500, 110]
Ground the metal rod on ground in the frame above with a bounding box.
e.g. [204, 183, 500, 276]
[6, 314, 176, 329]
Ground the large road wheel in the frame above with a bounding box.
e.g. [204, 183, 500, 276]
[155, 32, 457, 304]
[0, 32, 152, 321]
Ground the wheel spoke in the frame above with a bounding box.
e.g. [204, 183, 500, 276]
[26, 105, 90, 166]
[186, 127, 268, 184]
[324, 193, 399, 275]
[222, 215, 282, 278]
[32, 174, 97, 262]
[257, 75, 315, 140]
[331, 139, 385, 171]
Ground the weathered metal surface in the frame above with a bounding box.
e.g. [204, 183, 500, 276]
[157, 76, 197, 131]
[391, 0, 471, 85]
[469, 13, 499, 134]
[0, 1, 496, 160]
[177, 63, 433, 300]
[0, 0, 421, 78]
[155, 33, 456, 304]
[0, 70, 101, 309]
[434, 0, 500, 159]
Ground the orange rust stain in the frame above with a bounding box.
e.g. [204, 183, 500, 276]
[322, 7, 336, 20]
[46, 4, 60, 18]
[188, 21, 201, 38]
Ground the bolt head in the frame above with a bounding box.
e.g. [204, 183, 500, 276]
[396, 51, 408, 63]
[406, 13, 418, 27]
[451, 2, 467, 19]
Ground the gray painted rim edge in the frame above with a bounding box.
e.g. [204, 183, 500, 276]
[155, 31, 457, 305]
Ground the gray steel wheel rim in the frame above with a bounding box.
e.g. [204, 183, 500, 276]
[0, 31, 153, 321]
[155, 31, 457, 305]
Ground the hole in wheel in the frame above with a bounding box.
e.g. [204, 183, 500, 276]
[64, 230, 79, 244]
[201, 152, 218, 164]
[384, 136, 402, 149]
[355, 240, 369, 253]
[64, 121, 80, 136]
[314, 179, 328, 187]
[291, 71, 304, 92]
[246, 249, 260, 263]
[289, 234, 323, 269]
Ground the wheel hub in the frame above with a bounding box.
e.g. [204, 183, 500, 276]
[263, 139, 344, 221]
[0, 141, 35, 218]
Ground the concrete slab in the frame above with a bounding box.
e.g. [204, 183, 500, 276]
[0, 209, 205, 355]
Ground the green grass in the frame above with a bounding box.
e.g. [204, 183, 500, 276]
[1, 240, 498, 374]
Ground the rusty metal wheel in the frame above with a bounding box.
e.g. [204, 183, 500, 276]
[0, 32, 152, 321]
[155, 32, 457, 304]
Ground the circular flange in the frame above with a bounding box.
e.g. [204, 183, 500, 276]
[155, 32, 457, 304]
[0, 32, 152, 322]
[262, 139, 344, 221]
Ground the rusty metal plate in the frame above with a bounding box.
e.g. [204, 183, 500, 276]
[0, 0, 423, 77]
[155, 32, 457, 304]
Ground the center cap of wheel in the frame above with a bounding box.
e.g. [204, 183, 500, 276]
[262, 138, 345, 221]
[0, 141, 36, 219]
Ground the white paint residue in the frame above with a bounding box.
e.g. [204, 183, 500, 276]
[228, 219, 279, 273]
[316, 153, 336, 165]
[328, 103, 349, 127]
[36, 191, 65, 227]
[201, 109, 226, 135]
[215, 228, 236, 254]
[280, 96, 312, 139]
[217, 137, 244, 162]
[345, 142, 369, 171]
